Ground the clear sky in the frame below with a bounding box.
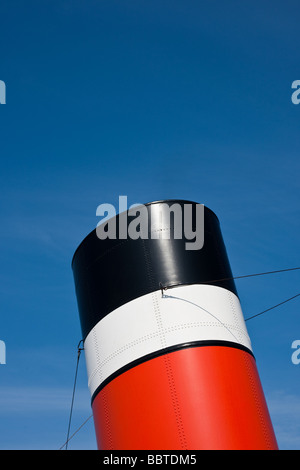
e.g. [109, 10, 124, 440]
[0, 0, 300, 450]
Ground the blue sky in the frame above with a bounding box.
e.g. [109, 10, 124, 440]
[0, 0, 300, 449]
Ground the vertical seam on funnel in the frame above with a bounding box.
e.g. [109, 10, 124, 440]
[142, 238, 187, 449]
